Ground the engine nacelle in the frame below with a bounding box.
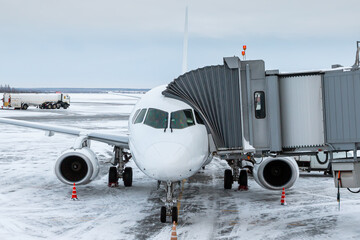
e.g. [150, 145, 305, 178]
[55, 147, 100, 185]
[253, 157, 299, 190]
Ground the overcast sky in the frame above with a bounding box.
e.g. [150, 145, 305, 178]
[0, 0, 359, 88]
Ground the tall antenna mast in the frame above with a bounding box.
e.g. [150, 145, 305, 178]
[353, 41, 360, 68]
[182, 6, 189, 74]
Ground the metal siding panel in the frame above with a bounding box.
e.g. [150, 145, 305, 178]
[347, 75, 357, 140]
[335, 78, 344, 141]
[341, 75, 350, 140]
[280, 75, 325, 148]
[266, 75, 282, 151]
[328, 76, 338, 141]
[324, 70, 360, 144]
[355, 74, 360, 139]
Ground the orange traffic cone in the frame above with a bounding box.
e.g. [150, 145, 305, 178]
[71, 183, 78, 200]
[280, 187, 286, 205]
[170, 221, 177, 240]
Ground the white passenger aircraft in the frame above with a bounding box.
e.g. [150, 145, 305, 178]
[0, 84, 209, 223]
[0, 83, 299, 223]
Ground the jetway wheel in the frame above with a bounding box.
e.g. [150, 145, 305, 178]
[224, 169, 233, 189]
[160, 206, 167, 223]
[123, 167, 133, 187]
[108, 167, 118, 186]
[172, 207, 178, 223]
[238, 170, 248, 186]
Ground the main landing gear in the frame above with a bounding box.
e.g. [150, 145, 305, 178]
[160, 181, 178, 223]
[108, 146, 132, 187]
[224, 157, 252, 190]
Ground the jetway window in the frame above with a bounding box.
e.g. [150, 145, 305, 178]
[254, 91, 266, 119]
[144, 108, 168, 129]
[134, 108, 147, 124]
[170, 109, 195, 129]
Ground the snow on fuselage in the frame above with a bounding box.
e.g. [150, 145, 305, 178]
[128, 85, 209, 182]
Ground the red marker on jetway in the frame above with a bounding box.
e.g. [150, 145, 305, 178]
[242, 45, 247, 60]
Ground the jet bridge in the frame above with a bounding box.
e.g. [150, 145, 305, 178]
[163, 50, 360, 188]
[164, 57, 360, 153]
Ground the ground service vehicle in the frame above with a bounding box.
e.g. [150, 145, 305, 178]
[2, 93, 70, 110]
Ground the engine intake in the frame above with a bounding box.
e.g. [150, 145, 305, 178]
[55, 147, 100, 185]
[253, 157, 299, 190]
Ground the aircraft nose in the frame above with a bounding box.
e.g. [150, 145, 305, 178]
[143, 142, 193, 181]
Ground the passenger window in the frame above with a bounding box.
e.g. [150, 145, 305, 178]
[194, 110, 204, 125]
[134, 109, 147, 124]
[144, 108, 168, 129]
[254, 91, 266, 119]
[170, 109, 195, 129]
[132, 109, 141, 123]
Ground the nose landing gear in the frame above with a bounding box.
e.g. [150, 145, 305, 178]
[160, 181, 178, 223]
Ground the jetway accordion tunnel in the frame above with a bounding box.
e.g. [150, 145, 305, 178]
[163, 56, 360, 156]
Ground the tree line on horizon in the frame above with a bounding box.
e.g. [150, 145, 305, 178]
[0, 84, 18, 93]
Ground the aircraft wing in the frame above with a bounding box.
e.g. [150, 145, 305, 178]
[0, 117, 129, 148]
[109, 92, 142, 99]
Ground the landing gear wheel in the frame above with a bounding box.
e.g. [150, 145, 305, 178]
[238, 169, 248, 190]
[123, 167, 133, 187]
[56, 104, 61, 109]
[172, 207, 178, 223]
[160, 206, 167, 223]
[22, 104, 28, 110]
[238, 170, 248, 185]
[47, 104, 51, 109]
[52, 104, 56, 109]
[224, 169, 233, 189]
[108, 167, 118, 187]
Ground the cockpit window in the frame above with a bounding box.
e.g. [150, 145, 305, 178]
[134, 108, 147, 124]
[132, 109, 141, 123]
[194, 110, 204, 125]
[170, 109, 195, 129]
[144, 108, 168, 129]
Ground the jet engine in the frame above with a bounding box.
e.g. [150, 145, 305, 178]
[253, 157, 299, 190]
[54, 147, 100, 185]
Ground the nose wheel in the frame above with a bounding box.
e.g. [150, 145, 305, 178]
[160, 181, 179, 223]
[160, 206, 178, 223]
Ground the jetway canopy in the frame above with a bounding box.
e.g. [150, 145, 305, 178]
[163, 60, 243, 150]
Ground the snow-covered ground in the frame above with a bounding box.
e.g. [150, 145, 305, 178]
[1, 94, 360, 240]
